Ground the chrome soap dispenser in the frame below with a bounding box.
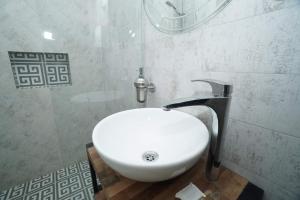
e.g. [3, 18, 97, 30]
[134, 68, 155, 103]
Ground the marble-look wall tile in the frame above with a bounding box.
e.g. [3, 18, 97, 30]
[144, 1, 300, 200]
[145, 5, 300, 75]
[223, 119, 300, 195]
[223, 158, 300, 200]
[204, 0, 300, 27]
[0, 89, 62, 190]
[202, 72, 300, 138]
[0, 0, 141, 190]
[205, 6, 300, 75]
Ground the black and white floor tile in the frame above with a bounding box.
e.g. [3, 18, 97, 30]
[0, 160, 94, 200]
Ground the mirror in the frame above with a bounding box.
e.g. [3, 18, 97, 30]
[143, 0, 231, 34]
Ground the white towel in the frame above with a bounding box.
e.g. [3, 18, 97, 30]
[175, 183, 206, 200]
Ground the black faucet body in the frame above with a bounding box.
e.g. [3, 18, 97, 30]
[164, 80, 232, 181]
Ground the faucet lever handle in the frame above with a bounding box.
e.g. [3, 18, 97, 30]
[191, 79, 233, 97]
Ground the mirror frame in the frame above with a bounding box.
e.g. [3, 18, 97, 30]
[143, 0, 232, 34]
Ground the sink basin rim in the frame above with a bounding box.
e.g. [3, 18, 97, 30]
[92, 108, 209, 168]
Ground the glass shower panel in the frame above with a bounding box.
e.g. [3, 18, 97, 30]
[0, 0, 142, 189]
[50, 0, 142, 164]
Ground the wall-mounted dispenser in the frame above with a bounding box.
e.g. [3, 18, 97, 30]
[134, 68, 155, 103]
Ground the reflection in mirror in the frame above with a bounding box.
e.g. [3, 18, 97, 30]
[143, 0, 231, 34]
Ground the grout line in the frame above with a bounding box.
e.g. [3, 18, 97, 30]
[207, 70, 300, 76]
[229, 117, 300, 139]
[145, 3, 300, 43]
[223, 158, 299, 197]
[204, 3, 300, 28]
[145, 65, 300, 76]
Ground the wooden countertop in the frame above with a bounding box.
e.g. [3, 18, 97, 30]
[86, 144, 255, 200]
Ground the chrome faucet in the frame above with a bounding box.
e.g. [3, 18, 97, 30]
[163, 79, 233, 181]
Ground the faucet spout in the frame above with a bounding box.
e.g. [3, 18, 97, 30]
[163, 82, 232, 181]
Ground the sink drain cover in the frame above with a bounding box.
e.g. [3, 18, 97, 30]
[142, 151, 159, 162]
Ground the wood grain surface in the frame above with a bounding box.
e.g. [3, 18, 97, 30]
[87, 146, 248, 200]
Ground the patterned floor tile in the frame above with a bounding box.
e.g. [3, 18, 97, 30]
[0, 190, 8, 200]
[56, 163, 79, 182]
[77, 161, 89, 173]
[0, 160, 96, 200]
[56, 175, 83, 199]
[24, 185, 55, 200]
[5, 183, 27, 200]
[77, 161, 92, 188]
[79, 170, 92, 188]
[58, 189, 92, 200]
[26, 173, 55, 194]
[85, 187, 94, 200]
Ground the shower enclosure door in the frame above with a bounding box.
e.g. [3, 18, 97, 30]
[0, 0, 142, 190]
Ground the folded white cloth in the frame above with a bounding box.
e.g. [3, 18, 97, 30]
[175, 183, 206, 200]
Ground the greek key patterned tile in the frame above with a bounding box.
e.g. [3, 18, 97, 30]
[9, 52, 43, 62]
[44, 64, 71, 86]
[0, 160, 94, 200]
[0, 190, 8, 200]
[26, 174, 54, 193]
[25, 185, 55, 200]
[80, 170, 92, 188]
[85, 188, 94, 200]
[77, 160, 90, 172]
[8, 51, 72, 89]
[56, 174, 82, 199]
[4, 183, 27, 200]
[43, 53, 71, 86]
[78, 161, 93, 188]
[56, 163, 79, 181]
[57, 188, 93, 200]
[44, 53, 69, 62]
[11, 63, 46, 88]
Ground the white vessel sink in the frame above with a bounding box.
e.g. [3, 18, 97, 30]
[92, 108, 209, 182]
